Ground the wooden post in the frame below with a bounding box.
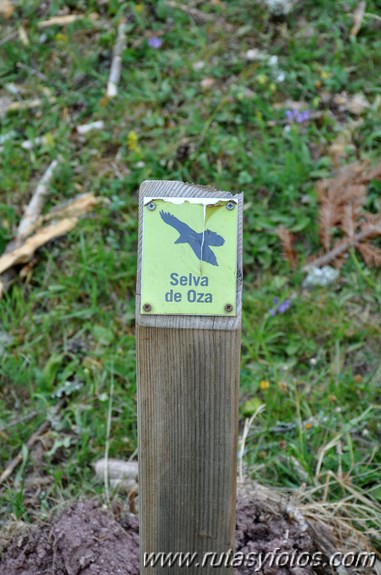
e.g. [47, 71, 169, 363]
[136, 181, 243, 574]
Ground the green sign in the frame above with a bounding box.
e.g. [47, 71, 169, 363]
[141, 197, 238, 316]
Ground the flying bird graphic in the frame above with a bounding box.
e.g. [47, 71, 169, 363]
[160, 210, 224, 266]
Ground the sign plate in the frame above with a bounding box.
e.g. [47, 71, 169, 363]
[141, 197, 238, 316]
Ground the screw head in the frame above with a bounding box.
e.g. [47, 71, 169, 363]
[147, 201, 156, 211]
[143, 303, 152, 312]
[226, 201, 235, 210]
[224, 304, 233, 313]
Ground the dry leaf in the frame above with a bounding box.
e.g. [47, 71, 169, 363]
[333, 92, 370, 115]
[357, 243, 381, 267]
[328, 120, 362, 167]
[318, 202, 341, 250]
[341, 204, 356, 241]
[301, 161, 381, 270]
[278, 225, 297, 268]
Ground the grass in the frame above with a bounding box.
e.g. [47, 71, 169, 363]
[0, 0, 380, 545]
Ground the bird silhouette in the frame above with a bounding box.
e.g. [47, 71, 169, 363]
[160, 210, 224, 266]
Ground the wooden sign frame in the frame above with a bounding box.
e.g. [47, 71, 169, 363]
[136, 180, 243, 574]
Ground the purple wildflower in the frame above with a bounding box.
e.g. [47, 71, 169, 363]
[148, 36, 163, 49]
[269, 297, 291, 316]
[285, 108, 310, 124]
[285, 109, 294, 122]
[278, 299, 291, 313]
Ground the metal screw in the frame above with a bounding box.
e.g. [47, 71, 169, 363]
[143, 303, 152, 312]
[226, 201, 235, 210]
[147, 202, 156, 211]
[224, 304, 233, 313]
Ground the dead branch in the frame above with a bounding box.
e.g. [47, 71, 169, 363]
[16, 159, 60, 243]
[0, 218, 78, 276]
[0, 159, 59, 294]
[0, 398, 66, 486]
[42, 192, 100, 222]
[0, 193, 100, 297]
[304, 225, 381, 271]
[107, 20, 127, 98]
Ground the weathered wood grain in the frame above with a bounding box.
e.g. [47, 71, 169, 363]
[136, 180, 242, 575]
[137, 326, 241, 574]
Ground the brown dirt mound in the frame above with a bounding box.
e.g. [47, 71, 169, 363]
[0, 495, 359, 575]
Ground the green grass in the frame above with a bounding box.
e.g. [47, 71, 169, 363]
[0, 0, 381, 540]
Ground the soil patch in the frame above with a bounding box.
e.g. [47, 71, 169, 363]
[0, 495, 350, 575]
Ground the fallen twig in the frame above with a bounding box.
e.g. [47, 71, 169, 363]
[0, 193, 100, 297]
[42, 192, 100, 222]
[16, 159, 59, 243]
[2, 97, 56, 117]
[0, 159, 59, 294]
[0, 398, 66, 486]
[351, 1, 366, 37]
[37, 13, 98, 28]
[303, 225, 381, 271]
[107, 19, 127, 98]
[0, 218, 78, 276]
[18, 25, 29, 46]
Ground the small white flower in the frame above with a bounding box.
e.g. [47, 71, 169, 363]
[303, 266, 340, 288]
[245, 49, 266, 61]
[193, 61, 205, 71]
[275, 70, 286, 82]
